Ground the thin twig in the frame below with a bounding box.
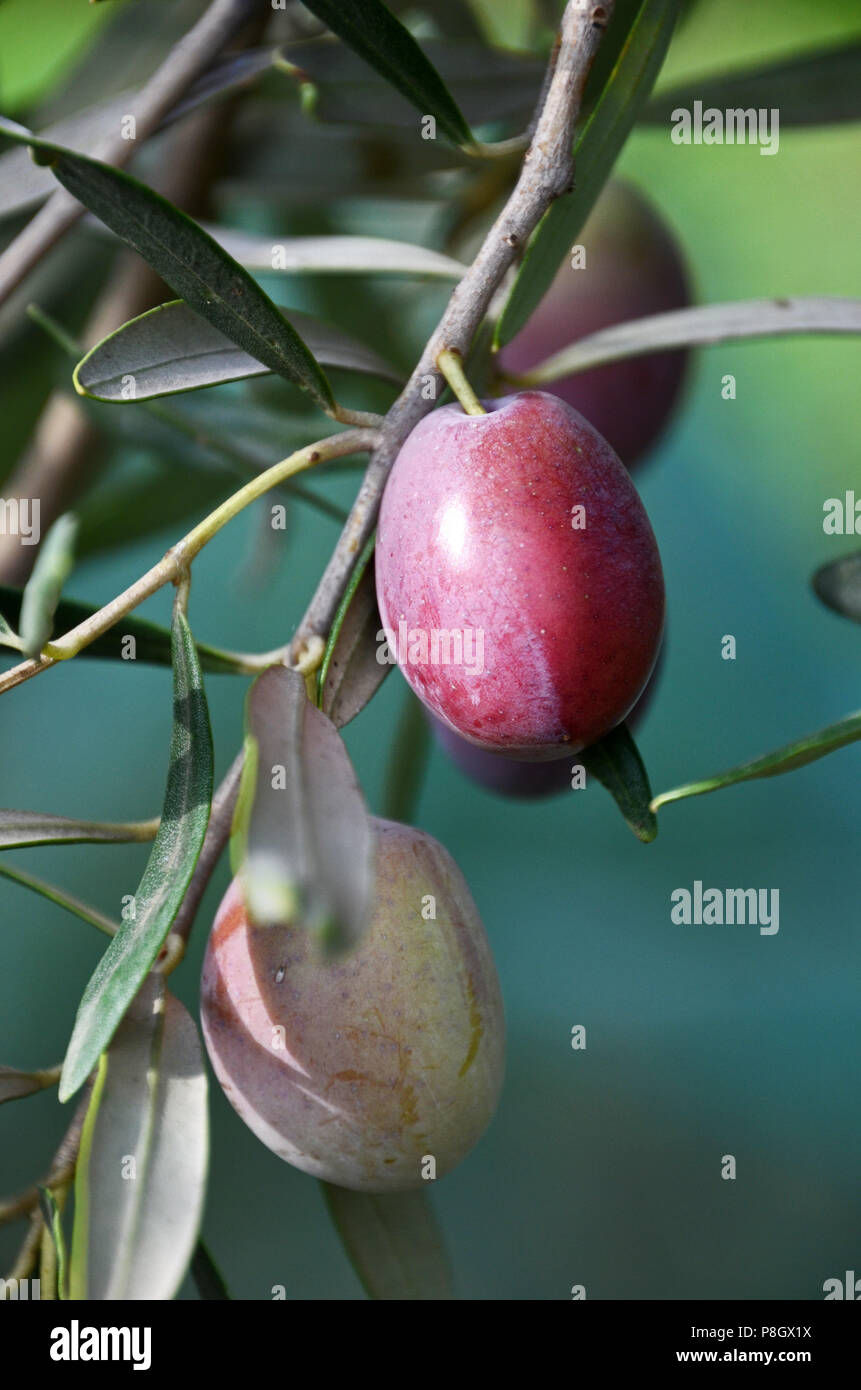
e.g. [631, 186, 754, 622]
[0, 0, 269, 311]
[292, 1, 613, 652]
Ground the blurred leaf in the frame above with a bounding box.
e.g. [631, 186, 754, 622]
[318, 533, 390, 728]
[0, 1064, 60, 1104]
[75, 465, 239, 559]
[643, 40, 861, 128]
[0, 119, 334, 411]
[812, 551, 861, 624]
[0, 809, 157, 849]
[383, 692, 432, 823]
[581, 722, 657, 842]
[194, 226, 467, 280]
[279, 38, 542, 130]
[322, 1183, 454, 1300]
[0, 584, 246, 673]
[191, 1241, 231, 1300]
[68, 977, 208, 1300]
[464, 0, 538, 52]
[38, 1186, 68, 1300]
[516, 297, 861, 383]
[0, 50, 277, 223]
[59, 604, 213, 1102]
[18, 513, 78, 659]
[0, 860, 119, 937]
[652, 711, 861, 812]
[298, 2, 473, 146]
[234, 665, 373, 953]
[75, 300, 401, 403]
[495, 0, 680, 348]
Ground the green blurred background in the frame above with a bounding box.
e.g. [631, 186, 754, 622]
[1, 0, 859, 1299]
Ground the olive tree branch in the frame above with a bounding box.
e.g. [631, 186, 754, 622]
[292, 0, 613, 652]
[0, 0, 271, 311]
[59, 1, 615, 964]
[0, 429, 377, 696]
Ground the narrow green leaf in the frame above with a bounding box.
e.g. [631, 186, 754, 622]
[299, 1, 473, 146]
[516, 297, 861, 385]
[581, 722, 657, 842]
[495, 0, 680, 348]
[68, 978, 208, 1300]
[0, 584, 245, 673]
[0, 861, 119, 938]
[38, 1186, 69, 1300]
[0, 118, 334, 411]
[74, 300, 401, 403]
[0, 1064, 60, 1104]
[18, 513, 78, 659]
[191, 1241, 232, 1300]
[59, 605, 213, 1101]
[643, 39, 861, 129]
[237, 666, 374, 953]
[318, 532, 390, 727]
[651, 711, 861, 813]
[0, 809, 157, 849]
[322, 1183, 454, 1300]
[812, 551, 861, 625]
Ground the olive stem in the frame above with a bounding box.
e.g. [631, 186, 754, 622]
[0, 429, 378, 692]
[436, 349, 487, 416]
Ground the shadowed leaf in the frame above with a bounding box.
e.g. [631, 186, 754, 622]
[0, 118, 334, 410]
[68, 977, 208, 1300]
[322, 1183, 454, 1300]
[318, 534, 390, 728]
[75, 300, 400, 403]
[581, 722, 657, 842]
[234, 666, 374, 953]
[298, 1, 473, 146]
[812, 551, 861, 625]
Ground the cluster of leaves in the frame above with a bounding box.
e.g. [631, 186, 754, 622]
[1, 0, 860, 1302]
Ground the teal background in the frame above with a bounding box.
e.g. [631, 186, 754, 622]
[1, 0, 860, 1298]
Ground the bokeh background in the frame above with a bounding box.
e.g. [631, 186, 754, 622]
[1, 0, 859, 1299]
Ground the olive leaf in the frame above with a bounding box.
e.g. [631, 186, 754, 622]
[515, 297, 861, 385]
[68, 977, 208, 1300]
[74, 300, 401, 403]
[299, 1, 473, 147]
[0, 810, 157, 850]
[59, 604, 213, 1102]
[581, 722, 657, 842]
[812, 551, 861, 625]
[0, 118, 334, 411]
[651, 711, 861, 813]
[233, 665, 374, 953]
[322, 1184, 454, 1300]
[495, 0, 680, 348]
[38, 1186, 69, 1300]
[318, 533, 390, 728]
[642, 39, 861, 129]
[17, 513, 78, 659]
